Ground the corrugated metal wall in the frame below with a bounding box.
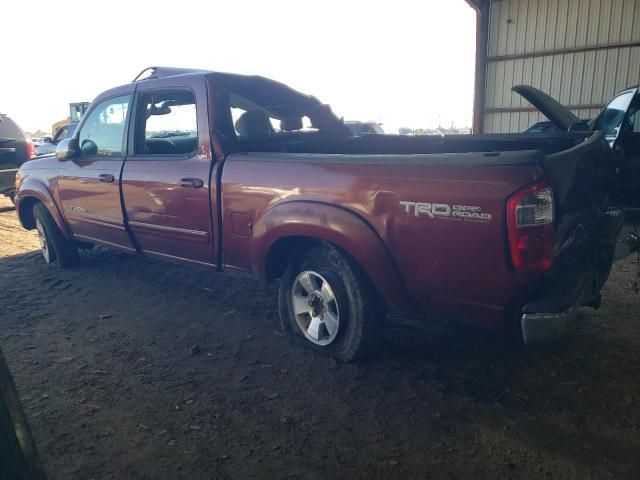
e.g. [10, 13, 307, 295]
[483, 0, 640, 133]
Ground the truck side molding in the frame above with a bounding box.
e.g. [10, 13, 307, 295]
[250, 201, 415, 311]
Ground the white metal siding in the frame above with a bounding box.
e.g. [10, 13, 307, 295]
[483, 0, 640, 132]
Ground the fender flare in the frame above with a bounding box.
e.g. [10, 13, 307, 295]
[15, 178, 72, 239]
[250, 201, 414, 311]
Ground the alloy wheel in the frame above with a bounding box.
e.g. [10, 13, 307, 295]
[35, 218, 52, 263]
[291, 270, 341, 346]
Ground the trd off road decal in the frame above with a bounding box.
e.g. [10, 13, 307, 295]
[400, 201, 492, 223]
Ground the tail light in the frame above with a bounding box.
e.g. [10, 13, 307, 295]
[26, 141, 36, 159]
[507, 182, 555, 273]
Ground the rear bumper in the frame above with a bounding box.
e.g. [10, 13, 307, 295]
[520, 267, 593, 345]
[520, 208, 625, 345]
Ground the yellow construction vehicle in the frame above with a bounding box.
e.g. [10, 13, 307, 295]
[51, 102, 90, 136]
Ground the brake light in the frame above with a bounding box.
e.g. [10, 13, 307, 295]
[26, 141, 36, 159]
[507, 182, 555, 273]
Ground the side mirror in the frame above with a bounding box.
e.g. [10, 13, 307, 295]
[80, 139, 98, 156]
[55, 138, 79, 161]
[43, 136, 52, 144]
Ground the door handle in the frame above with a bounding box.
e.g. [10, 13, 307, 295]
[180, 177, 204, 188]
[98, 173, 115, 183]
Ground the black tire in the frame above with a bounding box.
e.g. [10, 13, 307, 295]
[33, 203, 79, 268]
[278, 243, 384, 362]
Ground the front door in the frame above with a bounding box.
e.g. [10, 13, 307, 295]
[618, 95, 640, 203]
[58, 94, 136, 251]
[593, 88, 640, 205]
[121, 84, 215, 265]
[593, 88, 638, 147]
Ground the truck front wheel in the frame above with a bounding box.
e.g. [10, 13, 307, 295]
[33, 203, 79, 268]
[278, 244, 383, 362]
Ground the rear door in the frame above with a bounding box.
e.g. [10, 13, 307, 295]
[619, 93, 640, 200]
[57, 93, 136, 250]
[120, 79, 215, 266]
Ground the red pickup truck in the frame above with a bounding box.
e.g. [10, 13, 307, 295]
[15, 67, 623, 361]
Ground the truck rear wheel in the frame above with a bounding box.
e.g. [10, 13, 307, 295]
[278, 244, 383, 362]
[33, 203, 79, 268]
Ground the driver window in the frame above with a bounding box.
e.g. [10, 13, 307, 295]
[78, 95, 130, 157]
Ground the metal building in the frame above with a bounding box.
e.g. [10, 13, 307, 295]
[467, 0, 640, 133]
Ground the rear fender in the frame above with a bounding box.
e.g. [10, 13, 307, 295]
[251, 201, 414, 311]
[16, 178, 71, 238]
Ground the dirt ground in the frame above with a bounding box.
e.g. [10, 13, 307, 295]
[1, 196, 639, 480]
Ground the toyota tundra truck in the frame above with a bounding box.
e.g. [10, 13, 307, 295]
[14, 67, 623, 361]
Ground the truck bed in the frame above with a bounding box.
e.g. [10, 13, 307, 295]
[221, 130, 613, 332]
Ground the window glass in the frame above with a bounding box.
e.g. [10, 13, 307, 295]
[229, 93, 317, 141]
[229, 103, 276, 140]
[53, 125, 68, 144]
[230, 106, 247, 136]
[0, 116, 25, 139]
[69, 103, 89, 123]
[138, 91, 197, 155]
[78, 95, 130, 157]
[593, 90, 636, 135]
[625, 105, 640, 133]
[269, 117, 281, 132]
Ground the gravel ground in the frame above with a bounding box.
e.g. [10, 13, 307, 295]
[1, 196, 639, 480]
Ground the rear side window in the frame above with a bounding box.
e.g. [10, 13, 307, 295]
[0, 116, 25, 140]
[228, 92, 322, 147]
[78, 95, 131, 157]
[136, 90, 198, 155]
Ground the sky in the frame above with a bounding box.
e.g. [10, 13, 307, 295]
[1, 0, 476, 134]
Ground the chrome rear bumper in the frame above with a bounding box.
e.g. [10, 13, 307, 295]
[521, 208, 625, 345]
[521, 299, 583, 345]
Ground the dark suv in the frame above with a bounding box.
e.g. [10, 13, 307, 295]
[0, 114, 34, 202]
